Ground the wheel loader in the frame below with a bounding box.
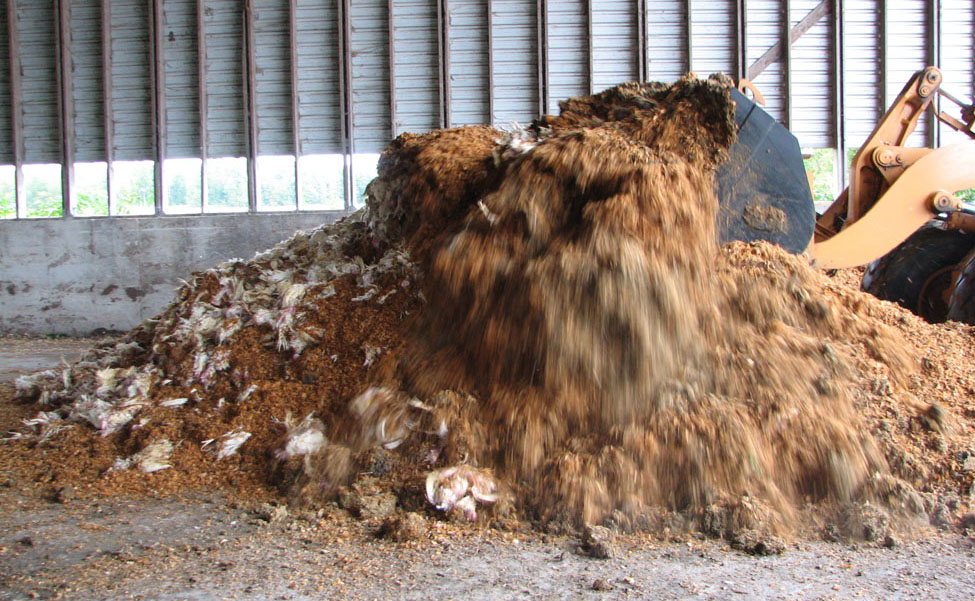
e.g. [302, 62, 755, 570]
[716, 66, 975, 324]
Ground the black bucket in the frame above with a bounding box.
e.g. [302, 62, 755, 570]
[715, 87, 816, 254]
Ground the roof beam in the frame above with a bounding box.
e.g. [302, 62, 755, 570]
[747, 0, 829, 81]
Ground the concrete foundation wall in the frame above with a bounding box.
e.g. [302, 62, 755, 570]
[0, 213, 346, 336]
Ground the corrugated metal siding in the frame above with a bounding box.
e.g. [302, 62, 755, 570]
[591, 0, 638, 92]
[391, 0, 440, 135]
[203, 0, 246, 158]
[5, 0, 975, 214]
[253, 0, 293, 155]
[350, 0, 391, 153]
[0, 2, 14, 164]
[446, 0, 488, 127]
[70, 0, 105, 161]
[689, 2, 735, 76]
[645, 0, 687, 82]
[18, 0, 59, 163]
[789, 0, 833, 148]
[885, 0, 928, 107]
[843, 0, 883, 147]
[939, 0, 975, 145]
[163, 0, 200, 158]
[111, 0, 153, 161]
[745, 0, 786, 125]
[885, 0, 929, 147]
[294, 0, 341, 154]
[546, 0, 587, 113]
[491, 0, 538, 124]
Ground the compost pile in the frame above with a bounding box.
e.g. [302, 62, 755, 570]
[6, 74, 975, 545]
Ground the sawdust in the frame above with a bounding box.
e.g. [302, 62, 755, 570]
[4, 74, 975, 546]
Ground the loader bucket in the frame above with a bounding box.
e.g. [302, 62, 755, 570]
[715, 87, 816, 254]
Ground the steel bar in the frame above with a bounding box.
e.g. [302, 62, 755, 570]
[336, 0, 347, 208]
[440, 0, 451, 127]
[735, 0, 746, 82]
[487, 0, 495, 123]
[684, 0, 693, 73]
[289, 0, 301, 209]
[537, 0, 548, 115]
[56, 0, 75, 217]
[339, 0, 354, 208]
[102, 0, 115, 214]
[197, 0, 208, 211]
[244, 0, 258, 211]
[833, 0, 846, 190]
[586, 0, 593, 94]
[636, 0, 646, 83]
[387, 0, 397, 138]
[6, 0, 25, 218]
[783, 0, 792, 130]
[927, 0, 940, 148]
[150, 0, 166, 214]
[747, 0, 829, 81]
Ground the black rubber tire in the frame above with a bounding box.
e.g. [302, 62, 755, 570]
[861, 224, 975, 323]
[947, 250, 975, 324]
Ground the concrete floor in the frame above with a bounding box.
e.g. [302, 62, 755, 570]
[3, 336, 975, 600]
[0, 336, 101, 383]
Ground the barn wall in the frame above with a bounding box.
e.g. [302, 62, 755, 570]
[0, 212, 340, 335]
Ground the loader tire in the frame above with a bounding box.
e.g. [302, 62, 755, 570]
[947, 250, 975, 324]
[861, 224, 974, 323]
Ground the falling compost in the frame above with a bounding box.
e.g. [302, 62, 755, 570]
[6, 74, 975, 546]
